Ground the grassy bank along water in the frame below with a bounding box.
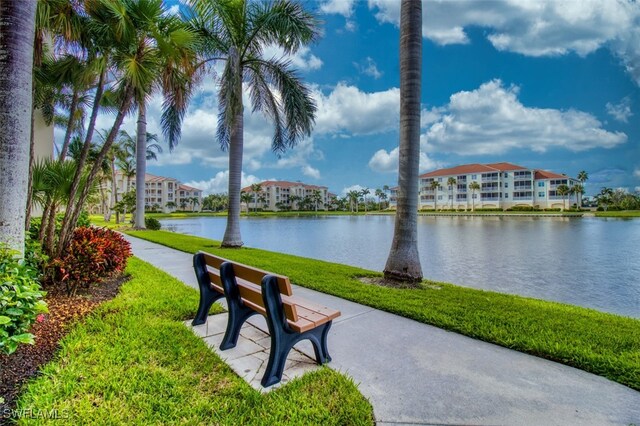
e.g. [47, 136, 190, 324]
[15, 258, 373, 425]
[124, 229, 640, 392]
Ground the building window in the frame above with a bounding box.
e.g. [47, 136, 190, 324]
[505, 193, 509, 198]
[538, 181, 545, 187]
[438, 177, 442, 182]
[438, 195, 443, 200]
[472, 194, 477, 199]
[471, 174, 477, 180]
[505, 182, 508, 188]
[504, 172, 508, 177]
[538, 192, 545, 198]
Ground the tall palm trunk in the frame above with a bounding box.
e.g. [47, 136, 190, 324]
[0, 0, 36, 256]
[25, 97, 37, 232]
[56, 68, 106, 256]
[59, 89, 79, 160]
[110, 158, 119, 224]
[222, 107, 244, 247]
[135, 102, 147, 228]
[384, 0, 423, 282]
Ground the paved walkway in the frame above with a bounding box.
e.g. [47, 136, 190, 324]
[124, 235, 640, 426]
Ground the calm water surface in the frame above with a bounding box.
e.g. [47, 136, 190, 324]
[161, 215, 640, 318]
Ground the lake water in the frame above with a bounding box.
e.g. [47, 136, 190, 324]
[161, 215, 640, 318]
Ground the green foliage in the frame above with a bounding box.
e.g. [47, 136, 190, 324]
[29, 211, 91, 240]
[144, 216, 161, 230]
[0, 246, 48, 355]
[16, 258, 373, 424]
[509, 206, 537, 211]
[52, 227, 132, 295]
[127, 230, 640, 391]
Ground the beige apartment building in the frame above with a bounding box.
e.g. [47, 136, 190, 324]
[241, 180, 329, 211]
[389, 162, 581, 210]
[113, 171, 202, 213]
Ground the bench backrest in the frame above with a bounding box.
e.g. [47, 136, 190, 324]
[198, 251, 298, 322]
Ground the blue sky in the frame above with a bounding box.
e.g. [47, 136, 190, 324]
[86, 0, 640, 197]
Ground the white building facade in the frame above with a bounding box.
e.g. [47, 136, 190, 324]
[113, 172, 202, 213]
[241, 181, 329, 211]
[389, 162, 581, 210]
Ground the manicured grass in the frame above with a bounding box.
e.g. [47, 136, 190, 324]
[125, 230, 640, 392]
[595, 210, 640, 218]
[16, 258, 373, 425]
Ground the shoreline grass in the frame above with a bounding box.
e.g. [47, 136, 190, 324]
[15, 258, 373, 425]
[594, 210, 640, 218]
[123, 229, 640, 392]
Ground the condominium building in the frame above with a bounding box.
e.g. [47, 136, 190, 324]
[113, 171, 202, 213]
[241, 181, 329, 211]
[389, 162, 581, 210]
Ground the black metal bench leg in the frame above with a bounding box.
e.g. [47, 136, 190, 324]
[261, 331, 295, 387]
[220, 304, 257, 350]
[192, 253, 224, 326]
[308, 321, 332, 364]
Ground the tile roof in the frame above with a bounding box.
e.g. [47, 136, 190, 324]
[534, 170, 569, 180]
[178, 184, 202, 192]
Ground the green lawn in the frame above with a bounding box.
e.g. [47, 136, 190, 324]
[124, 229, 640, 392]
[16, 258, 373, 425]
[595, 210, 640, 218]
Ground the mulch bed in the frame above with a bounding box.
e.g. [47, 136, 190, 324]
[0, 274, 129, 420]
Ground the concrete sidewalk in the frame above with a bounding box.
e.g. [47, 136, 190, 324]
[124, 235, 640, 425]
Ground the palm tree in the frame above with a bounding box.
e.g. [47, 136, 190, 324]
[361, 188, 371, 213]
[468, 181, 480, 211]
[191, 0, 320, 247]
[556, 184, 570, 211]
[447, 177, 457, 209]
[577, 170, 588, 184]
[347, 190, 360, 212]
[240, 192, 253, 213]
[430, 180, 441, 211]
[596, 187, 614, 210]
[190, 196, 200, 212]
[0, 1, 36, 256]
[375, 188, 384, 210]
[384, 0, 423, 283]
[251, 183, 263, 214]
[311, 189, 323, 212]
[132, 7, 198, 230]
[166, 201, 177, 211]
[570, 184, 584, 210]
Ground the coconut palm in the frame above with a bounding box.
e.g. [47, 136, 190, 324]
[361, 188, 371, 213]
[556, 184, 570, 211]
[384, 0, 423, 283]
[468, 181, 480, 211]
[191, 0, 320, 247]
[577, 170, 588, 184]
[430, 180, 441, 211]
[0, 1, 37, 256]
[311, 189, 323, 212]
[570, 184, 584, 210]
[251, 183, 263, 214]
[240, 192, 253, 212]
[347, 190, 360, 212]
[447, 177, 457, 209]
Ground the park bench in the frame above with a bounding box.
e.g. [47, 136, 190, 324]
[191, 251, 341, 387]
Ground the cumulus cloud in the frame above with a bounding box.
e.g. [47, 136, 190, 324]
[368, 0, 640, 85]
[262, 45, 323, 71]
[354, 57, 383, 79]
[606, 97, 633, 123]
[313, 83, 399, 135]
[368, 147, 442, 174]
[302, 165, 321, 179]
[184, 171, 265, 195]
[423, 79, 627, 155]
[341, 184, 364, 196]
[320, 0, 356, 17]
[634, 167, 640, 178]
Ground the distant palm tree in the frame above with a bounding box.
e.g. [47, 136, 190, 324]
[361, 188, 371, 213]
[180, 199, 188, 210]
[347, 190, 360, 212]
[166, 201, 177, 211]
[192, 0, 319, 247]
[570, 184, 584, 209]
[447, 177, 457, 209]
[556, 184, 570, 210]
[250, 183, 263, 214]
[384, 0, 423, 283]
[240, 192, 253, 213]
[468, 181, 480, 211]
[430, 180, 441, 211]
[577, 170, 588, 184]
[311, 189, 323, 212]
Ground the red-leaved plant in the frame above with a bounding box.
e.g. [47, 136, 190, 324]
[52, 227, 131, 295]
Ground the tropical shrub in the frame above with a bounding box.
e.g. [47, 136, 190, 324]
[52, 227, 132, 295]
[510, 206, 537, 212]
[28, 211, 91, 241]
[0, 247, 48, 355]
[145, 217, 161, 230]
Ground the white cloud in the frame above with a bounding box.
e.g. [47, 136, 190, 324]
[634, 167, 640, 178]
[320, 0, 356, 17]
[302, 165, 321, 179]
[368, 147, 443, 174]
[606, 97, 633, 123]
[423, 79, 627, 155]
[313, 83, 399, 135]
[341, 184, 364, 196]
[354, 57, 383, 79]
[262, 45, 322, 71]
[368, 0, 640, 85]
[184, 171, 264, 195]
